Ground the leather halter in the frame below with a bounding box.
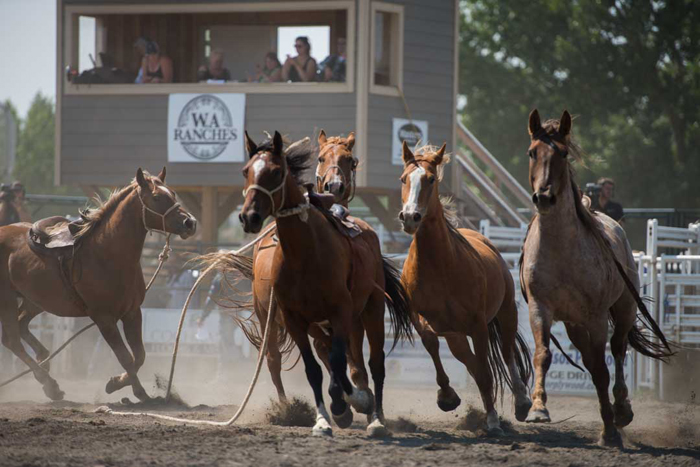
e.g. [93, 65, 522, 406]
[532, 128, 569, 158]
[138, 187, 181, 235]
[243, 159, 310, 222]
[316, 145, 357, 203]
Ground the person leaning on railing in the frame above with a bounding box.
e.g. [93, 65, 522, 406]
[248, 52, 282, 83]
[197, 49, 231, 82]
[140, 41, 173, 84]
[282, 36, 317, 82]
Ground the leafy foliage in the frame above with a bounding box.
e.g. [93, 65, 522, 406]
[459, 0, 700, 208]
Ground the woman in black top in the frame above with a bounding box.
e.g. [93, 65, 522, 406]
[282, 36, 317, 82]
[140, 41, 173, 83]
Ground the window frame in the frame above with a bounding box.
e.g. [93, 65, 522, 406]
[62, 1, 355, 96]
[369, 2, 404, 97]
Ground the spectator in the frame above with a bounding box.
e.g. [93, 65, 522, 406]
[197, 49, 231, 82]
[318, 37, 347, 82]
[282, 36, 317, 82]
[133, 37, 148, 84]
[591, 177, 624, 222]
[248, 52, 282, 83]
[140, 41, 173, 84]
[10, 181, 31, 222]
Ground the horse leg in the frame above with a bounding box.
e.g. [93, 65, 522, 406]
[412, 312, 460, 411]
[565, 321, 622, 447]
[445, 330, 502, 436]
[496, 299, 532, 421]
[92, 312, 149, 402]
[18, 300, 50, 369]
[257, 300, 288, 405]
[526, 306, 553, 423]
[309, 326, 333, 373]
[327, 309, 355, 429]
[118, 308, 150, 401]
[346, 316, 373, 416]
[286, 316, 332, 437]
[361, 289, 389, 437]
[610, 297, 636, 428]
[0, 296, 63, 400]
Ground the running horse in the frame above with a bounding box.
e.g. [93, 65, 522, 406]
[0, 185, 20, 226]
[0, 168, 196, 401]
[521, 110, 673, 446]
[237, 131, 412, 437]
[398, 142, 533, 435]
[245, 131, 373, 418]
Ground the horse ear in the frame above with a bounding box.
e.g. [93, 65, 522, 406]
[528, 109, 542, 136]
[136, 168, 149, 190]
[346, 132, 355, 151]
[157, 166, 166, 182]
[272, 131, 284, 156]
[244, 131, 257, 158]
[559, 110, 572, 137]
[434, 143, 447, 165]
[402, 141, 415, 165]
[318, 129, 327, 146]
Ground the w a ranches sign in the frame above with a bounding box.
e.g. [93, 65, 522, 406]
[168, 94, 246, 163]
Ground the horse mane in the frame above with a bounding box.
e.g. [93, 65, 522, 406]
[73, 181, 138, 240]
[256, 137, 314, 185]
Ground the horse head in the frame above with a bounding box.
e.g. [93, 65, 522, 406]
[398, 141, 447, 234]
[240, 131, 287, 234]
[135, 167, 197, 239]
[527, 109, 572, 214]
[316, 130, 357, 204]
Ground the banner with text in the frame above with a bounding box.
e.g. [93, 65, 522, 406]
[168, 93, 245, 163]
[392, 118, 429, 165]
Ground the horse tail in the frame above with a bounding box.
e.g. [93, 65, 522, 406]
[486, 317, 511, 403]
[381, 255, 414, 351]
[514, 328, 535, 387]
[612, 258, 675, 361]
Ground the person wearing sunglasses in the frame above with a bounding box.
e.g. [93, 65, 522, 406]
[282, 36, 317, 82]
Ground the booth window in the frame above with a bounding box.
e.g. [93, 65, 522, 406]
[63, 3, 354, 94]
[371, 3, 403, 95]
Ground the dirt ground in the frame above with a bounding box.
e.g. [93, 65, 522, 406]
[0, 374, 698, 467]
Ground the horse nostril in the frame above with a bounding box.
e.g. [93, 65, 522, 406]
[413, 212, 422, 223]
[239, 213, 245, 224]
[249, 212, 261, 226]
[532, 193, 539, 205]
[399, 211, 405, 222]
[184, 217, 195, 230]
[324, 183, 331, 192]
[338, 184, 345, 194]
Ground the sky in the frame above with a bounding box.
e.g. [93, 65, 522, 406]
[0, 0, 57, 118]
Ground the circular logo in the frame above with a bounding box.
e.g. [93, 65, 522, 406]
[174, 95, 238, 160]
[398, 123, 424, 148]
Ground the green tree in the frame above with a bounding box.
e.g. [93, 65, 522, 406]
[459, 0, 700, 209]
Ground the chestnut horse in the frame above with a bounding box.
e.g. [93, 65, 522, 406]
[520, 110, 673, 447]
[0, 168, 196, 401]
[237, 131, 412, 437]
[245, 131, 377, 419]
[398, 142, 532, 435]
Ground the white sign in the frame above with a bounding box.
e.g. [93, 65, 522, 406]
[168, 93, 246, 163]
[392, 118, 429, 165]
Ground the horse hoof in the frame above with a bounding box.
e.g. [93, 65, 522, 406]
[367, 418, 389, 438]
[332, 405, 353, 429]
[614, 402, 634, 428]
[437, 388, 461, 412]
[525, 408, 551, 423]
[486, 426, 505, 437]
[347, 389, 373, 415]
[43, 381, 64, 401]
[105, 377, 121, 394]
[515, 399, 533, 422]
[312, 420, 333, 437]
[133, 388, 151, 402]
[599, 429, 624, 448]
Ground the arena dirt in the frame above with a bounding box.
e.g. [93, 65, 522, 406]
[0, 375, 698, 466]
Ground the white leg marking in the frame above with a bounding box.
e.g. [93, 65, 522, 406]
[313, 403, 332, 437]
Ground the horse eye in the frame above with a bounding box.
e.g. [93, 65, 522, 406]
[529, 150, 537, 160]
[351, 159, 358, 168]
[319, 157, 325, 163]
[428, 177, 435, 184]
[242, 169, 249, 178]
[400, 175, 406, 184]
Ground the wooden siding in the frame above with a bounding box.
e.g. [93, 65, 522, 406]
[366, 0, 455, 191]
[60, 93, 355, 186]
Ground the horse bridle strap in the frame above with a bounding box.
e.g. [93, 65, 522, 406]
[138, 188, 181, 235]
[532, 128, 568, 158]
[316, 164, 357, 203]
[243, 166, 287, 218]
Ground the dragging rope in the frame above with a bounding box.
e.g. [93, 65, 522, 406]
[0, 237, 172, 389]
[97, 286, 276, 427]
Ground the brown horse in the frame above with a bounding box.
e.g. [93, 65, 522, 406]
[238, 131, 412, 437]
[0, 168, 196, 401]
[398, 142, 532, 435]
[0, 187, 20, 226]
[245, 131, 392, 429]
[520, 110, 673, 446]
